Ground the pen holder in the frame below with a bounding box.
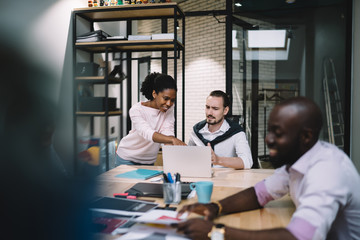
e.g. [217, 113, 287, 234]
[163, 182, 181, 204]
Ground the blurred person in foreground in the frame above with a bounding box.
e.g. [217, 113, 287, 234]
[0, 44, 93, 239]
[175, 97, 360, 240]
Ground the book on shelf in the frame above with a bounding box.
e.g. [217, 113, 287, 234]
[76, 30, 111, 43]
[151, 33, 183, 43]
[76, 36, 103, 43]
[106, 36, 127, 40]
[128, 35, 152, 40]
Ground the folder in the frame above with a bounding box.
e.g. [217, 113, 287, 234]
[115, 169, 163, 180]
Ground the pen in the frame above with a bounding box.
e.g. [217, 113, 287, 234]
[163, 173, 169, 183]
[113, 193, 137, 199]
[167, 172, 174, 183]
[175, 172, 181, 182]
[113, 193, 129, 197]
[114, 195, 137, 199]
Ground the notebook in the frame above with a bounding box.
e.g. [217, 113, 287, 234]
[115, 169, 163, 180]
[125, 182, 192, 199]
[162, 146, 212, 178]
[89, 197, 158, 216]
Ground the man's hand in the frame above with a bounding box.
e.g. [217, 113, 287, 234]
[177, 203, 218, 221]
[175, 218, 213, 240]
[207, 143, 220, 165]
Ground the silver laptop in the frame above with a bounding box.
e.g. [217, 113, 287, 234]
[162, 145, 212, 178]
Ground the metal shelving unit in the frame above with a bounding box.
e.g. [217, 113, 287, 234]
[72, 3, 185, 174]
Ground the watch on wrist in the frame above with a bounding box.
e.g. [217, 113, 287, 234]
[211, 201, 222, 216]
[208, 223, 225, 240]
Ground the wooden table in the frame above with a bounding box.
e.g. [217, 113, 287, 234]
[94, 165, 295, 232]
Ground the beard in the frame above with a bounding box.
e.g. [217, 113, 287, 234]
[268, 150, 300, 169]
[206, 115, 223, 125]
[268, 156, 288, 169]
[267, 135, 302, 169]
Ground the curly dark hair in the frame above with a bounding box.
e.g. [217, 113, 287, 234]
[140, 72, 177, 100]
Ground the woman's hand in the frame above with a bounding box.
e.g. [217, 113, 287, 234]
[171, 137, 187, 146]
[152, 132, 186, 145]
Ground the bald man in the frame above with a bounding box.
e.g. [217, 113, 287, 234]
[175, 97, 360, 240]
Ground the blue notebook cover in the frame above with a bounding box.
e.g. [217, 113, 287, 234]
[115, 169, 163, 180]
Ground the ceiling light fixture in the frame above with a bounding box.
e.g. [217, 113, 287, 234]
[247, 30, 287, 48]
[235, 3, 242, 7]
[285, 0, 296, 3]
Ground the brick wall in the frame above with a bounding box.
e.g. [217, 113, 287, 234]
[137, 0, 226, 142]
[136, 1, 279, 158]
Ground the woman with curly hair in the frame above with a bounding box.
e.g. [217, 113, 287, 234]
[115, 72, 186, 165]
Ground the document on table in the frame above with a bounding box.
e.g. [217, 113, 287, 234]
[135, 209, 188, 225]
[91, 211, 137, 235]
[116, 209, 189, 240]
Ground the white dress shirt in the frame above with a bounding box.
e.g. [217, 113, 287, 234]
[188, 120, 253, 169]
[254, 141, 360, 240]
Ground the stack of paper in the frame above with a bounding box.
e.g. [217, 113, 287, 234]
[89, 197, 159, 235]
[91, 211, 137, 235]
[106, 36, 127, 40]
[89, 198, 189, 238]
[128, 35, 152, 40]
[151, 33, 183, 43]
[118, 210, 190, 240]
[135, 209, 188, 225]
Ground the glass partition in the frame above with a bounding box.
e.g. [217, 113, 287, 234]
[232, 0, 349, 167]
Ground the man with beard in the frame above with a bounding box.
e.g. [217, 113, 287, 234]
[175, 97, 360, 240]
[188, 90, 253, 169]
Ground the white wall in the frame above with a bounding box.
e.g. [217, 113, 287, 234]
[0, 0, 87, 93]
[0, 0, 87, 174]
[351, 0, 360, 172]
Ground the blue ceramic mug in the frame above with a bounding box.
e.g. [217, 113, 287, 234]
[190, 181, 213, 203]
